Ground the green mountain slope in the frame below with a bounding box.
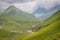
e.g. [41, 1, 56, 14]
[32, 10, 60, 31]
[0, 5, 40, 40]
[0, 5, 40, 30]
[0, 5, 40, 21]
[22, 19, 60, 40]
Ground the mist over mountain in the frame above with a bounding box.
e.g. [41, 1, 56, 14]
[33, 5, 60, 20]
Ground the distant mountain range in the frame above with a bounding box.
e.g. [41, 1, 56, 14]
[33, 5, 60, 20]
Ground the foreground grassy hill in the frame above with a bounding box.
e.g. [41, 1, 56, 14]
[0, 5, 40, 40]
[21, 19, 60, 40]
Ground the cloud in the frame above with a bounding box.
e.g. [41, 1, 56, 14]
[13, 0, 60, 13]
[0, 0, 34, 3]
[34, 13, 44, 17]
[0, 0, 60, 13]
[13, 1, 37, 13]
[0, 1, 10, 10]
[0, 0, 36, 13]
[37, 0, 60, 10]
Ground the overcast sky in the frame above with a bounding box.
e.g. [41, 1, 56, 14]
[0, 0, 60, 13]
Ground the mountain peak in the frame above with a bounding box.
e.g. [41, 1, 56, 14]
[5, 5, 17, 11]
[8, 5, 15, 8]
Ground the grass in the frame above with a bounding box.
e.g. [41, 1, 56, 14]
[21, 20, 60, 40]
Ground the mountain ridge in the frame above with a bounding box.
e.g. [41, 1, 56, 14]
[0, 5, 40, 40]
